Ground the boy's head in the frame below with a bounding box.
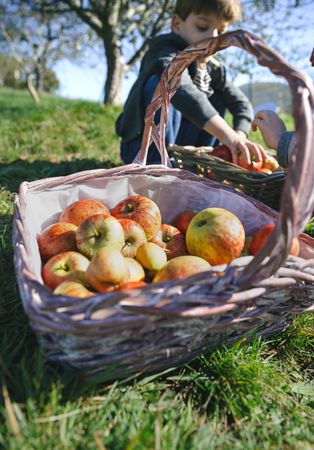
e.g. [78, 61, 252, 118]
[171, 0, 242, 45]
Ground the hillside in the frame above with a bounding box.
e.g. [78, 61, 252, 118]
[240, 82, 292, 114]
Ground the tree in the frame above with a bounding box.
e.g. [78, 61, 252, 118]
[58, 0, 173, 104]
[223, 0, 313, 86]
[0, 0, 95, 102]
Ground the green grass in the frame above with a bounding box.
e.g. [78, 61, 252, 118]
[0, 88, 313, 449]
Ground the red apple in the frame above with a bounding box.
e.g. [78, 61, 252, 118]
[42, 251, 90, 291]
[111, 195, 161, 241]
[118, 218, 147, 257]
[115, 280, 147, 291]
[186, 208, 245, 265]
[76, 214, 125, 259]
[153, 255, 210, 283]
[86, 247, 129, 292]
[125, 257, 145, 282]
[249, 223, 300, 256]
[174, 210, 198, 235]
[59, 198, 110, 226]
[151, 224, 188, 260]
[136, 242, 167, 271]
[238, 154, 263, 171]
[37, 222, 78, 262]
[53, 281, 95, 298]
[211, 144, 233, 162]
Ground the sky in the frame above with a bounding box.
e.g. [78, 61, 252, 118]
[54, 1, 314, 105]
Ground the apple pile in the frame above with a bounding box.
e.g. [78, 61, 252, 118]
[211, 144, 280, 174]
[37, 195, 300, 298]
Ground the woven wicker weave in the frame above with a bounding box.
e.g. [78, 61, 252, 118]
[13, 30, 314, 381]
[167, 144, 286, 210]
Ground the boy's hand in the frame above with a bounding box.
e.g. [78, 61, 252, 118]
[252, 110, 286, 149]
[203, 114, 266, 166]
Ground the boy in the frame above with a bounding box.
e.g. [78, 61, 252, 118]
[116, 0, 265, 166]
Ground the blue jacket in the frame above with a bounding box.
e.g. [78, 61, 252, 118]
[116, 32, 253, 143]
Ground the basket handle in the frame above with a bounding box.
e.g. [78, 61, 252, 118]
[135, 30, 314, 286]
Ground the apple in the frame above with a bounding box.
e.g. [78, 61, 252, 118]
[42, 251, 90, 291]
[262, 154, 279, 172]
[238, 153, 263, 171]
[124, 257, 145, 282]
[135, 242, 167, 271]
[37, 222, 78, 262]
[53, 280, 95, 298]
[115, 280, 147, 291]
[151, 224, 188, 260]
[186, 208, 245, 265]
[249, 223, 300, 256]
[240, 236, 253, 257]
[111, 195, 161, 241]
[153, 255, 210, 283]
[86, 247, 129, 292]
[59, 198, 110, 226]
[211, 144, 233, 162]
[76, 214, 125, 259]
[118, 218, 147, 257]
[174, 210, 198, 235]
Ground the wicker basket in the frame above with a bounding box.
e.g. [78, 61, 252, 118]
[13, 30, 314, 381]
[167, 144, 286, 210]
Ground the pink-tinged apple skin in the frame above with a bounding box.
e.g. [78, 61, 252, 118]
[118, 218, 147, 257]
[124, 257, 145, 281]
[135, 242, 167, 271]
[54, 281, 95, 298]
[42, 251, 90, 291]
[86, 247, 129, 292]
[153, 255, 210, 283]
[174, 210, 198, 235]
[186, 208, 245, 265]
[37, 222, 78, 262]
[76, 214, 125, 259]
[111, 195, 161, 241]
[59, 198, 110, 226]
[151, 224, 188, 260]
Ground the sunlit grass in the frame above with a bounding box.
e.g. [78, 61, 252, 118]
[0, 88, 313, 449]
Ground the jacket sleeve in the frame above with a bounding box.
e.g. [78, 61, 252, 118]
[220, 76, 254, 136]
[277, 131, 296, 168]
[153, 48, 219, 129]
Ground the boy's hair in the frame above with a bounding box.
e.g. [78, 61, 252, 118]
[173, 0, 242, 23]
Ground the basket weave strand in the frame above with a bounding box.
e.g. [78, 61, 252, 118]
[13, 30, 314, 380]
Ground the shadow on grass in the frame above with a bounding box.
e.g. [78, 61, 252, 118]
[0, 158, 119, 193]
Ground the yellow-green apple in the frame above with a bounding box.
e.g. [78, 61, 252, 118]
[86, 247, 129, 292]
[153, 255, 210, 282]
[151, 224, 188, 260]
[37, 222, 77, 262]
[118, 218, 147, 257]
[262, 154, 280, 172]
[186, 208, 245, 265]
[53, 280, 95, 298]
[124, 257, 145, 281]
[135, 242, 167, 271]
[174, 210, 198, 235]
[59, 198, 110, 226]
[76, 214, 125, 259]
[42, 251, 90, 290]
[111, 195, 161, 240]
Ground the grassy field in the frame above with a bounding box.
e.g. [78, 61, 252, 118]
[0, 88, 313, 450]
